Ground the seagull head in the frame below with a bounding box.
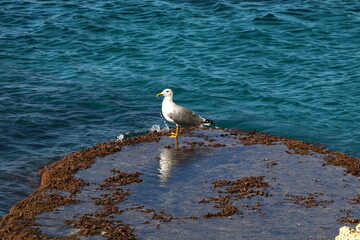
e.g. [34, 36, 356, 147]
[156, 89, 173, 98]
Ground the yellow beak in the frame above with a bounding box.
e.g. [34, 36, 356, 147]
[156, 93, 163, 97]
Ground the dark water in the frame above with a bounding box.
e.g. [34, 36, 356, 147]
[1, 0, 359, 216]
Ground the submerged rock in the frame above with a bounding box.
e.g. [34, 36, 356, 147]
[0, 128, 359, 239]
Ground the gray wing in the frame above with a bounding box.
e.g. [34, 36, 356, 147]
[168, 104, 204, 127]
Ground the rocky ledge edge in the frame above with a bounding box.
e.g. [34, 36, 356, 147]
[0, 128, 359, 239]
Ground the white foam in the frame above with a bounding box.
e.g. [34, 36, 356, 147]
[149, 124, 161, 132]
[116, 134, 124, 141]
[148, 124, 170, 132]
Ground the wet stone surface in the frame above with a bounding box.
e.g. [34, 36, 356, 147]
[1, 128, 359, 239]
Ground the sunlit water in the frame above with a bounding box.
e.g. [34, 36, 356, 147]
[1, 0, 359, 216]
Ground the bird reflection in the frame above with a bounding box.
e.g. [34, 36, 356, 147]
[158, 145, 197, 183]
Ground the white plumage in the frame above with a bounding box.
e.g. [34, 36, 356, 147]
[156, 89, 214, 138]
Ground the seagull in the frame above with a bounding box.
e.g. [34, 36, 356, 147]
[156, 89, 214, 138]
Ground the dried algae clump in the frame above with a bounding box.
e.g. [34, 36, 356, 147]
[335, 224, 360, 240]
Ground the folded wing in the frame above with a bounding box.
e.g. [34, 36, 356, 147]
[167, 105, 205, 127]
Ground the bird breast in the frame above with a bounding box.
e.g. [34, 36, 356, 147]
[162, 101, 175, 123]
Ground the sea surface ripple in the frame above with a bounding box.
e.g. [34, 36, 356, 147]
[0, 0, 359, 216]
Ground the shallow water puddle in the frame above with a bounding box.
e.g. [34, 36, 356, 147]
[36, 129, 359, 239]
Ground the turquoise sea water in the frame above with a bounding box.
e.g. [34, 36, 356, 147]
[0, 0, 359, 217]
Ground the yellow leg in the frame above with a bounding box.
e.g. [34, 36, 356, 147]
[170, 125, 180, 138]
[175, 125, 179, 138]
[175, 136, 179, 149]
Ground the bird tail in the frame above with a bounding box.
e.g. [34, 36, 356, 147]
[201, 119, 215, 126]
